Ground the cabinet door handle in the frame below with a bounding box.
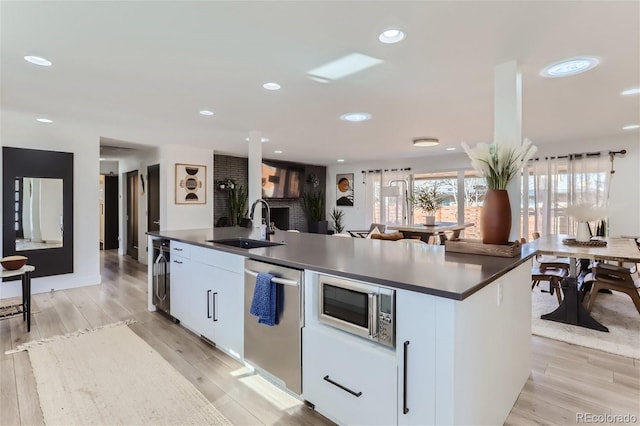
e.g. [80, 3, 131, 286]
[323, 375, 362, 397]
[213, 292, 218, 322]
[173, 260, 182, 264]
[207, 290, 212, 318]
[403, 340, 410, 414]
[173, 247, 183, 251]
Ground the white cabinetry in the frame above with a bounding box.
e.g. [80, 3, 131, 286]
[169, 241, 197, 327]
[303, 325, 397, 426]
[396, 289, 437, 425]
[167, 241, 244, 359]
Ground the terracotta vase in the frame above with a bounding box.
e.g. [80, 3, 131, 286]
[481, 189, 511, 245]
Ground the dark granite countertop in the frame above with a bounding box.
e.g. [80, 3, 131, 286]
[148, 228, 535, 301]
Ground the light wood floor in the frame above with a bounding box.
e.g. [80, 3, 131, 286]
[1, 251, 638, 425]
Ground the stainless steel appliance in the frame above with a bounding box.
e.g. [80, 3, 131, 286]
[152, 239, 171, 315]
[318, 274, 395, 348]
[244, 259, 303, 394]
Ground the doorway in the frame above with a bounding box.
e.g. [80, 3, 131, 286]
[103, 175, 119, 249]
[126, 170, 138, 259]
[147, 164, 160, 232]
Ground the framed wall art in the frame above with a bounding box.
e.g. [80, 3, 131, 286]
[175, 163, 206, 204]
[336, 173, 354, 206]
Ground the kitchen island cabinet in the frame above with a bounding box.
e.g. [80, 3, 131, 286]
[148, 228, 536, 425]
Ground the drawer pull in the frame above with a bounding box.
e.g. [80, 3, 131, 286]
[403, 340, 410, 414]
[173, 260, 183, 264]
[173, 247, 183, 251]
[207, 290, 212, 318]
[323, 375, 362, 397]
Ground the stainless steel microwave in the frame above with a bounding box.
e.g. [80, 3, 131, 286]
[318, 275, 395, 348]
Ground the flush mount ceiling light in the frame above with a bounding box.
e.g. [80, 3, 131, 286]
[378, 29, 405, 44]
[307, 53, 383, 81]
[36, 118, 53, 123]
[24, 55, 52, 66]
[263, 82, 281, 91]
[446, 147, 457, 151]
[623, 124, 640, 130]
[541, 57, 600, 78]
[337, 159, 345, 163]
[621, 87, 640, 96]
[340, 112, 371, 122]
[199, 110, 214, 116]
[245, 137, 270, 142]
[274, 150, 283, 154]
[413, 137, 439, 147]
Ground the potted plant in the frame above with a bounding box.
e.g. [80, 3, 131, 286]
[302, 189, 327, 234]
[330, 208, 345, 234]
[409, 186, 443, 225]
[461, 139, 537, 244]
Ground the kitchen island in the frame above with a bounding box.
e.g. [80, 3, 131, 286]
[147, 227, 535, 425]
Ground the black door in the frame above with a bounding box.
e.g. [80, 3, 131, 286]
[126, 170, 138, 259]
[147, 164, 160, 232]
[103, 175, 119, 250]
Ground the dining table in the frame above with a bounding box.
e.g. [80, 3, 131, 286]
[531, 234, 640, 332]
[387, 222, 474, 243]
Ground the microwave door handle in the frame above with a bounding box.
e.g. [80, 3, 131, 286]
[368, 293, 379, 339]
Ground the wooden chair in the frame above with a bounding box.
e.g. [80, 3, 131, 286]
[531, 264, 567, 304]
[586, 263, 640, 315]
[348, 223, 386, 238]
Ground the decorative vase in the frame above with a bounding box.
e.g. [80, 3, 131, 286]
[481, 189, 511, 245]
[425, 215, 436, 226]
[575, 222, 591, 242]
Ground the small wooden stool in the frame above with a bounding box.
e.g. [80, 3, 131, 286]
[0, 265, 35, 331]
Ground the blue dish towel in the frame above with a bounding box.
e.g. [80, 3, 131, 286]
[249, 272, 276, 326]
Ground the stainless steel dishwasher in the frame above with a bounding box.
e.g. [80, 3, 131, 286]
[244, 259, 304, 394]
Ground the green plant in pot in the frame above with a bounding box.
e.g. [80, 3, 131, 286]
[228, 184, 248, 226]
[409, 186, 443, 226]
[302, 189, 327, 234]
[330, 208, 345, 234]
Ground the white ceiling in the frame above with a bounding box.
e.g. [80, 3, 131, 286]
[2, 1, 639, 165]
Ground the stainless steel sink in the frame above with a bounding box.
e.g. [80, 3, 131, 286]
[208, 238, 284, 249]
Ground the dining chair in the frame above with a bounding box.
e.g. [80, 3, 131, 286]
[531, 264, 567, 305]
[586, 263, 640, 315]
[332, 233, 352, 237]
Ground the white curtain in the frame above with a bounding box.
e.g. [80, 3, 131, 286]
[364, 169, 411, 226]
[529, 154, 611, 236]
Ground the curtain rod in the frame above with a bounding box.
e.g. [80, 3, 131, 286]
[530, 149, 626, 161]
[361, 167, 411, 174]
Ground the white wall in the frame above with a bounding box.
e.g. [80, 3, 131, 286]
[100, 160, 118, 175]
[0, 110, 101, 299]
[160, 144, 214, 231]
[326, 134, 640, 237]
[117, 144, 214, 264]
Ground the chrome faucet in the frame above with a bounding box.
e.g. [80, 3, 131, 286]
[249, 198, 273, 240]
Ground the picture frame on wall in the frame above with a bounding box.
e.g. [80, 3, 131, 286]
[175, 163, 206, 204]
[336, 173, 354, 206]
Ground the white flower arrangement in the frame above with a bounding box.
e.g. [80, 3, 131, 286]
[566, 203, 608, 223]
[461, 139, 538, 190]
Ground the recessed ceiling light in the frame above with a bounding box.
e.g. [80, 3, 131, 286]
[621, 88, 640, 96]
[274, 150, 283, 154]
[540, 57, 599, 78]
[24, 55, 52, 66]
[263, 82, 281, 91]
[307, 53, 383, 81]
[245, 137, 270, 143]
[337, 159, 345, 163]
[199, 110, 214, 116]
[413, 137, 439, 147]
[379, 29, 405, 44]
[340, 112, 371, 122]
[446, 147, 457, 151]
[622, 124, 640, 130]
[36, 118, 53, 123]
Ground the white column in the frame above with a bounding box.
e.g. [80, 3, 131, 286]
[494, 60, 522, 241]
[248, 131, 263, 227]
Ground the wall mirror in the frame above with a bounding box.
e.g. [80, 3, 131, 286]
[14, 177, 64, 251]
[3, 147, 73, 278]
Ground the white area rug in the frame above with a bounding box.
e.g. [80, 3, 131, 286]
[532, 287, 640, 360]
[8, 321, 231, 425]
